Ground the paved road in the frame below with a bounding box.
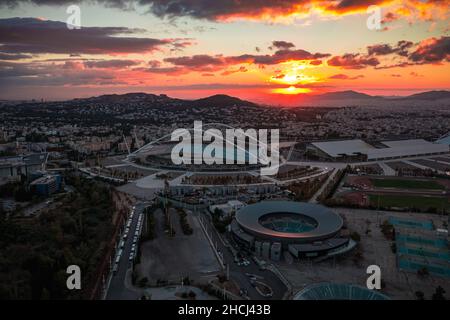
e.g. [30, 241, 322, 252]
[309, 168, 337, 203]
[105, 202, 148, 300]
[378, 162, 396, 176]
[199, 211, 287, 300]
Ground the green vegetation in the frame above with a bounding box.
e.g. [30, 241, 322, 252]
[0, 174, 115, 299]
[142, 206, 156, 241]
[380, 220, 395, 240]
[350, 231, 361, 242]
[370, 178, 445, 190]
[317, 169, 346, 202]
[211, 208, 232, 233]
[0, 179, 36, 202]
[163, 205, 175, 237]
[369, 194, 450, 212]
[177, 209, 193, 235]
[432, 286, 446, 300]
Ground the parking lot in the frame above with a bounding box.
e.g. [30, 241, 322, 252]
[135, 207, 220, 285]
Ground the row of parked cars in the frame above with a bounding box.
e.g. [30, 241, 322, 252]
[112, 205, 143, 273]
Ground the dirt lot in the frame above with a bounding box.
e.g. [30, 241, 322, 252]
[277, 208, 449, 300]
[135, 208, 220, 285]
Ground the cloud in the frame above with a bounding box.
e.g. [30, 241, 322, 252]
[164, 54, 224, 68]
[84, 59, 141, 69]
[137, 66, 189, 75]
[221, 66, 248, 76]
[408, 36, 450, 64]
[1, 1, 447, 23]
[0, 17, 190, 55]
[381, 11, 399, 24]
[410, 71, 423, 77]
[0, 60, 119, 86]
[327, 53, 380, 69]
[329, 73, 364, 80]
[228, 49, 330, 65]
[370, 36, 449, 69]
[367, 40, 413, 57]
[142, 0, 447, 22]
[156, 48, 330, 75]
[0, 52, 32, 60]
[271, 41, 295, 50]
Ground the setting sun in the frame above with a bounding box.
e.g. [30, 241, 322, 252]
[270, 61, 319, 88]
[272, 86, 312, 95]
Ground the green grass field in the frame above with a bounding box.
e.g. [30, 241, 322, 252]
[370, 178, 445, 190]
[369, 194, 450, 211]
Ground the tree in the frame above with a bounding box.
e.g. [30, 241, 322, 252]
[350, 231, 361, 242]
[138, 277, 148, 288]
[432, 286, 446, 300]
[417, 267, 429, 277]
[415, 291, 425, 300]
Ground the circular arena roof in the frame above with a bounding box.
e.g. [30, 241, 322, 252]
[235, 201, 343, 243]
[293, 283, 390, 300]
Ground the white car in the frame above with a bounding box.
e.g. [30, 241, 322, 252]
[133, 236, 138, 243]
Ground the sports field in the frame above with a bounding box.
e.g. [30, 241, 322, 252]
[369, 194, 450, 210]
[370, 178, 445, 190]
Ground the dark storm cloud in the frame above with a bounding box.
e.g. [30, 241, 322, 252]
[408, 36, 450, 64]
[0, 17, 188, 55]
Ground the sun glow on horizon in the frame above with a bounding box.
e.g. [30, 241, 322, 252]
[270, 61, 319, 86]
[272, 86, 312, 95]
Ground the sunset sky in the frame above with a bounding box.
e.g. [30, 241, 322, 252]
[0, 0, 449, 104]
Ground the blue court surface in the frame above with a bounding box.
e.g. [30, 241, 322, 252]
[390, 216, 450, 278]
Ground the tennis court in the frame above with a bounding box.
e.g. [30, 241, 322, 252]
[390, 216, 450, 278]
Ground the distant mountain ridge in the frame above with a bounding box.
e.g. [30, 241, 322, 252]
[308, 90, 450, 101]
[396, 90, 450, 101]
[71, 90, 450, 108]
[313, 90, 374, 100]
[74, 92, 258, 108]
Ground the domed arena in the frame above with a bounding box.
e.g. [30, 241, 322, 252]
[231, 201, 356, 260]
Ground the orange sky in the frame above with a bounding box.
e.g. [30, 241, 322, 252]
[0, 0, 448, 104]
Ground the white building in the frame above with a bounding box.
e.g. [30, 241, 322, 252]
[209, 200, 245, 217]
[308, 139, 449, 161]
